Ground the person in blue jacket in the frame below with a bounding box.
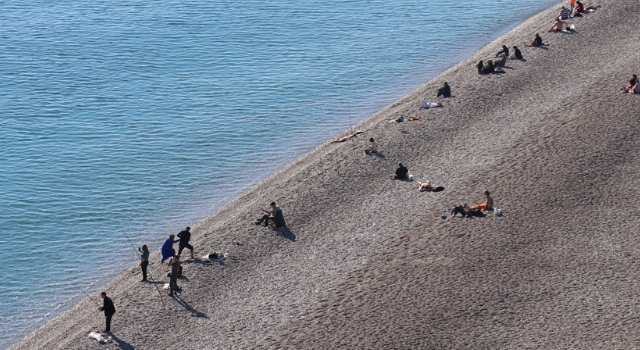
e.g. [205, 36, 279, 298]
[161, 234, 179, 263]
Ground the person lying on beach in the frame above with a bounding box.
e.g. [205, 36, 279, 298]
[330, 131, 362, 143]
[511, 46, 523, 60]
[548, 18, 569, 32]
[394, 163, 409, 180]
[526, 33, 544, 47]
[436, 82, 451, 97]
[365, 138, 379, 154]
[418, 181, 433, 192]
[421, 99, 443, 108]
[495, 45, 509, 58]
[469, 190, 494, 211]
[407, 116, 421, 121]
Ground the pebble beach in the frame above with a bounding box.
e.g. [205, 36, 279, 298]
[11, 0, 640, 348]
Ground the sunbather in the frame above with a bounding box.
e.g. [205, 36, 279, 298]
[421, 99, 443, 108]
[330, 131, 362, 143]
[418, 181, 433, 192]
[548, 18, 568, 32]
[469, 190, 494, 211]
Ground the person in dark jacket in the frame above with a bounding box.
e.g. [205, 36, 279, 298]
[526, 33, 543, 47]
[496, 45, 509, 58]
[476, 60, 484, 75]
[168, 255, 182, 297]
[161, 234, 178, 263]
[436, 82, 451, 97]
[256, 202, 285, 227]
[394, 163, 409, 179]
[99, 292, 116, 333]
[138, 244, 149, 282]
[177, 227, 194, 259]
[512, 46, 523, 60]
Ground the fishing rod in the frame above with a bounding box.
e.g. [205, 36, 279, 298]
[71, 281, 102, 308]
[114, 219, 166, 310]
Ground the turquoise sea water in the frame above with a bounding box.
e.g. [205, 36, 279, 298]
[0, 0, 557, 347]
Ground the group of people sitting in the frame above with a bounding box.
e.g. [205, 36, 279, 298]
[477, 45, 523, 75]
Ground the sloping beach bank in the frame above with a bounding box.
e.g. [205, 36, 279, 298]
[12, 0, 640, 348]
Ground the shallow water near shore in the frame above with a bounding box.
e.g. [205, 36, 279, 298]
[0, 0, 558, 347]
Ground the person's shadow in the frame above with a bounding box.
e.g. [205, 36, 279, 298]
[174, 296, 208, 318]
[109, 333, 135, 350]
[270, 226, 296, 241]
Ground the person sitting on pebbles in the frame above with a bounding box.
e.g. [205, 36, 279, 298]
[394, 163, 409, 180]
[548, 18, 569, 32]
[365, 138, 379, 154]
[255, 202, 285, 227]
[511, 46, 523, 60]
[469, 190, 494, 211]
[526, 33, 544, 47]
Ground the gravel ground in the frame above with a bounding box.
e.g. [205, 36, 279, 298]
[11, 0, 640, 348]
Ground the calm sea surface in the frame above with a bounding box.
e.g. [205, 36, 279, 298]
[0, 0, 557, 347]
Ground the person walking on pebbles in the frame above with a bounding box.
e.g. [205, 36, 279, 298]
[177, 226, 194, 259]
[99, 292, 116, 333]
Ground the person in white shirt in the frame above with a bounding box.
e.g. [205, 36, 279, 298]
[365, 138, 379, 154]
[421, 99, 443, 108]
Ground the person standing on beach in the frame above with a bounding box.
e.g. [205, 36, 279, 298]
[177, 227, 194, 259]
[99, 292, 116, 333]
[569, 0, 576, 13]
[138, 245, 149, 282]
[436, 82, 451, 97]
[168, 255, 181, 297]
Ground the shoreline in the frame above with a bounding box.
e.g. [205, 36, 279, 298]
[12, 0, 640, 348]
